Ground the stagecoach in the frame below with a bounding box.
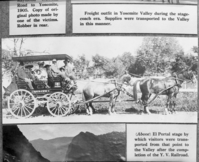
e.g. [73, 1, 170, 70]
[5, 54, 76, 118]
[4, 54, 196, 119]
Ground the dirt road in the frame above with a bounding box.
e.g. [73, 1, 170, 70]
[3, 110, 197, 124]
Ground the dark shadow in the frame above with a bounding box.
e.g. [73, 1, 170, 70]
[125, 107, 160, 114]
[125, 107, 141, 114]
[32, 106, 50, 117]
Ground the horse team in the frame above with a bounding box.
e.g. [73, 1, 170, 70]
[81, 70, 195, 116]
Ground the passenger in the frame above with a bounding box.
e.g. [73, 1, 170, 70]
[37, 62, 48, 80]
[63, 59, 77, 85]
[51, 59, 62, 77]
[44, 64, 53, 78]
[24, 64, 35, 80]
[17, 62, 34, 90]
[60, 67, 70, 82]
[51, 59, 71, 81]
[35, 62, 50, 88]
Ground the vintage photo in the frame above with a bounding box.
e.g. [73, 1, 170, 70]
[2, 37, 198, 123]
[3, 124, 126, 162]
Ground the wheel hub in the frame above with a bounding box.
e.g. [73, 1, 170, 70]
[56, 101, 63, 108]
[19, 101, 25, 108]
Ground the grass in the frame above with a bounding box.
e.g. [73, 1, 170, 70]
[2, 91, 197, 117]
[73, 91, 197, 114]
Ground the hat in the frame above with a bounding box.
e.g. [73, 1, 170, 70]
[38, 61, 44, 65]
[52, 59, 57, 62]
[25, 64, 34, 68]
[64, 59, 70, 63]
[44, 63, 51, 68]
[60, 67, 65, 71]
[19, 61, 24, 66]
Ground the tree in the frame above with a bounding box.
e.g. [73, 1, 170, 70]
[192, 46, 198, 54]
[2, 38, 47, 76]
[118, 52, 135, 70]
[91, 53, 136, 78]
[128, 59, 146, 76]
[136, 37, 183, 75]
[73, 54, 90, 78]
[170, 46, 198, 74]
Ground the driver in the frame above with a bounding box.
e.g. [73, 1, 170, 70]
[63, 59, 77, 85]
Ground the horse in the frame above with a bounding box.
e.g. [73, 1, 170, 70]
[133, 70, 195, 115]
[82, 79, 123, 115]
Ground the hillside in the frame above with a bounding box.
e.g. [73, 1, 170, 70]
[3, 125, 50, 162]
[65, 131, 126, 161]
[31, 137, 73, 162]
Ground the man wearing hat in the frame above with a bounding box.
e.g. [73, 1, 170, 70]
[25, 64, 35, 80]
[35, 61, 50, 88]
[16, 62, 34, 90]
[51, 59, 62, 77]
[37, 62, 48, 80]
[63, 59, 76, 85]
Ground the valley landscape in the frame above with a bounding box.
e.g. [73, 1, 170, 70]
[31, 131, 126, 162]
[3, 125, 126, 162]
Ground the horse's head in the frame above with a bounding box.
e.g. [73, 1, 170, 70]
[120, 74, 131, 85]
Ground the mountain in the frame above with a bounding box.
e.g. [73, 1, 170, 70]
[3, 125, 50, 162]
[65, 131, 126, 161]
[31, 137, 73, 162]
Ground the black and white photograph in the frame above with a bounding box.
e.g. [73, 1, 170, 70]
[0, 0, 198, 161]
[3, 124, 126, 162]
[2, 37, 197, 123]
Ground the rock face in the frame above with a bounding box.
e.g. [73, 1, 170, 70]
[65, 131, 126, 161]
[3, 125, 50, 162]
[31, 137, 73, 162]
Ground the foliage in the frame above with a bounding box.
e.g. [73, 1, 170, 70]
[136, 37, 184, 74]
[170, 54, 198, 74]
[128, 59, 146, 76]
[73, 54, 90, 78]
[91, 53, 135, 78]
[192, 46, 198, 53]
[2, 38, 46, 76]
[2, 49, 17, 75]
[118, 52, 135, 70]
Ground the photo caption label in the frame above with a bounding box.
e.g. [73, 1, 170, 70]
[127, 124, 197, 161]
[73, 4, 197, 34]
[10, 0, 66, 35]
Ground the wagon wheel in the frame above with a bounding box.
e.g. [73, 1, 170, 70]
[8, 89, 36, 119]
[47, 92, 71, 117]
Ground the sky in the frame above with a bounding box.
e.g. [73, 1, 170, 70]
[18, 124, 125, 141]
[2, 37, 198, 61]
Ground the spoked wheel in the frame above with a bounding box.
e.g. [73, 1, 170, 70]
[8, 89, 36, 119]
[47, 92, 71, 117]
